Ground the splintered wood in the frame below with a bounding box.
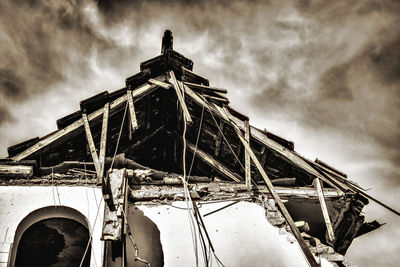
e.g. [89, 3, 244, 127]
[314, 178, 335, 243]
[101, 169, 127, 241]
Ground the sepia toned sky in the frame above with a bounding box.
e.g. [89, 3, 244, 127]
[1, 0, 399, 265]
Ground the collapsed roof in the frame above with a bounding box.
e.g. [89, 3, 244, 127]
[1, 30, 398, 267]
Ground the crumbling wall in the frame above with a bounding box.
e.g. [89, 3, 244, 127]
[122, 201, 334, 267]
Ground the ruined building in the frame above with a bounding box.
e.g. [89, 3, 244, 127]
[0, 30, 397, 267]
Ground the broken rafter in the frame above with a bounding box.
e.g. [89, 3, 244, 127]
[82, 112, 101, 177]
[314, 178, 335, 243]
[187, 141, 242, 182]
[169, 70, 193, 124]
[12, 82, 157, 161]
[169, 132, 242, 182]
[318, 167, 400, 216]
[226, 111, 320, 267]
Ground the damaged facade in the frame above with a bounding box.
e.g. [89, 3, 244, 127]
[0, 30, 397, 267]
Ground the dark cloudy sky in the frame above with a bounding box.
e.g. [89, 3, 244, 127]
[1, 0, 399, 265]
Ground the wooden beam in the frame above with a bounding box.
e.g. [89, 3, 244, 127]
[98, 102, 109, 184]
[169, 71, 192, 124]
[130, 183, 344, 201]
[82, 112, 101, 177]
[127, 90, 138, 130]
[12, 82, 157, 161]
[148, 78, 171, 89]
[183, 81, 228, 94]
[314, 178, 335, 243]
[0, 165, 33, 178]
[244, 119, 251, 191]
[163, 130, 243, 182]
[271, 177, 296, 186]
[186, 141, 241, 182]
[227, 113, 320, 267]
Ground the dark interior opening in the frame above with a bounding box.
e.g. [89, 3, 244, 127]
[15, 218, 91, 267]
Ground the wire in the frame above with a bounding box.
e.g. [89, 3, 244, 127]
[110, 100, 129, 170]
[51, 167, 57, 208]
[188, 104, 205, 176]
[79, 193, 104, 267]
[203, 200, 241, 217]
[180, 87, 226, 267]
[204, 100, 245, 172]
[180, 83, 202, 266]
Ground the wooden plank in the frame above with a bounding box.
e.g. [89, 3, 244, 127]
[127, 90, 138, 130]
[148, 78, 171, 89]
[0, 165, 33, 178]
[244, 119, 251, 191]
[204, 95, 229, 105]
[314, 178, 335, 243]
[183, 81, 227, 94]
[271, 177, 296, 186]
[12, 83, 157, 161]
[98, 102, 109, 184]
[169, 70, 192, 124]
[184, 139, 242, 182]
[82, 113, 101, 177]
[228, 115, 319, 267]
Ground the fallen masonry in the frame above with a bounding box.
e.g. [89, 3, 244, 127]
[0, 30, 398, 267]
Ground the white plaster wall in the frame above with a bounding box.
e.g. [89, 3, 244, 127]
[138, 201, 333, 267]
[0, 186, 104, 267]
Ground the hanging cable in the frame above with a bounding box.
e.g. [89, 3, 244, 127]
[79, 193, 104, 267]
[188, 104, 205, 176]
[110, 100, 129, 170]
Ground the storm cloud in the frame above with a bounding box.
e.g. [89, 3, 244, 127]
[0, 0, 399, 266]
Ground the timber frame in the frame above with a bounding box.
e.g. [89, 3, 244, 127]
[1, 30, 396, 267]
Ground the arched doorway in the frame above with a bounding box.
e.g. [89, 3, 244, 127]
[15, 218, 91, 267]
[10, 206, 92, 267]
